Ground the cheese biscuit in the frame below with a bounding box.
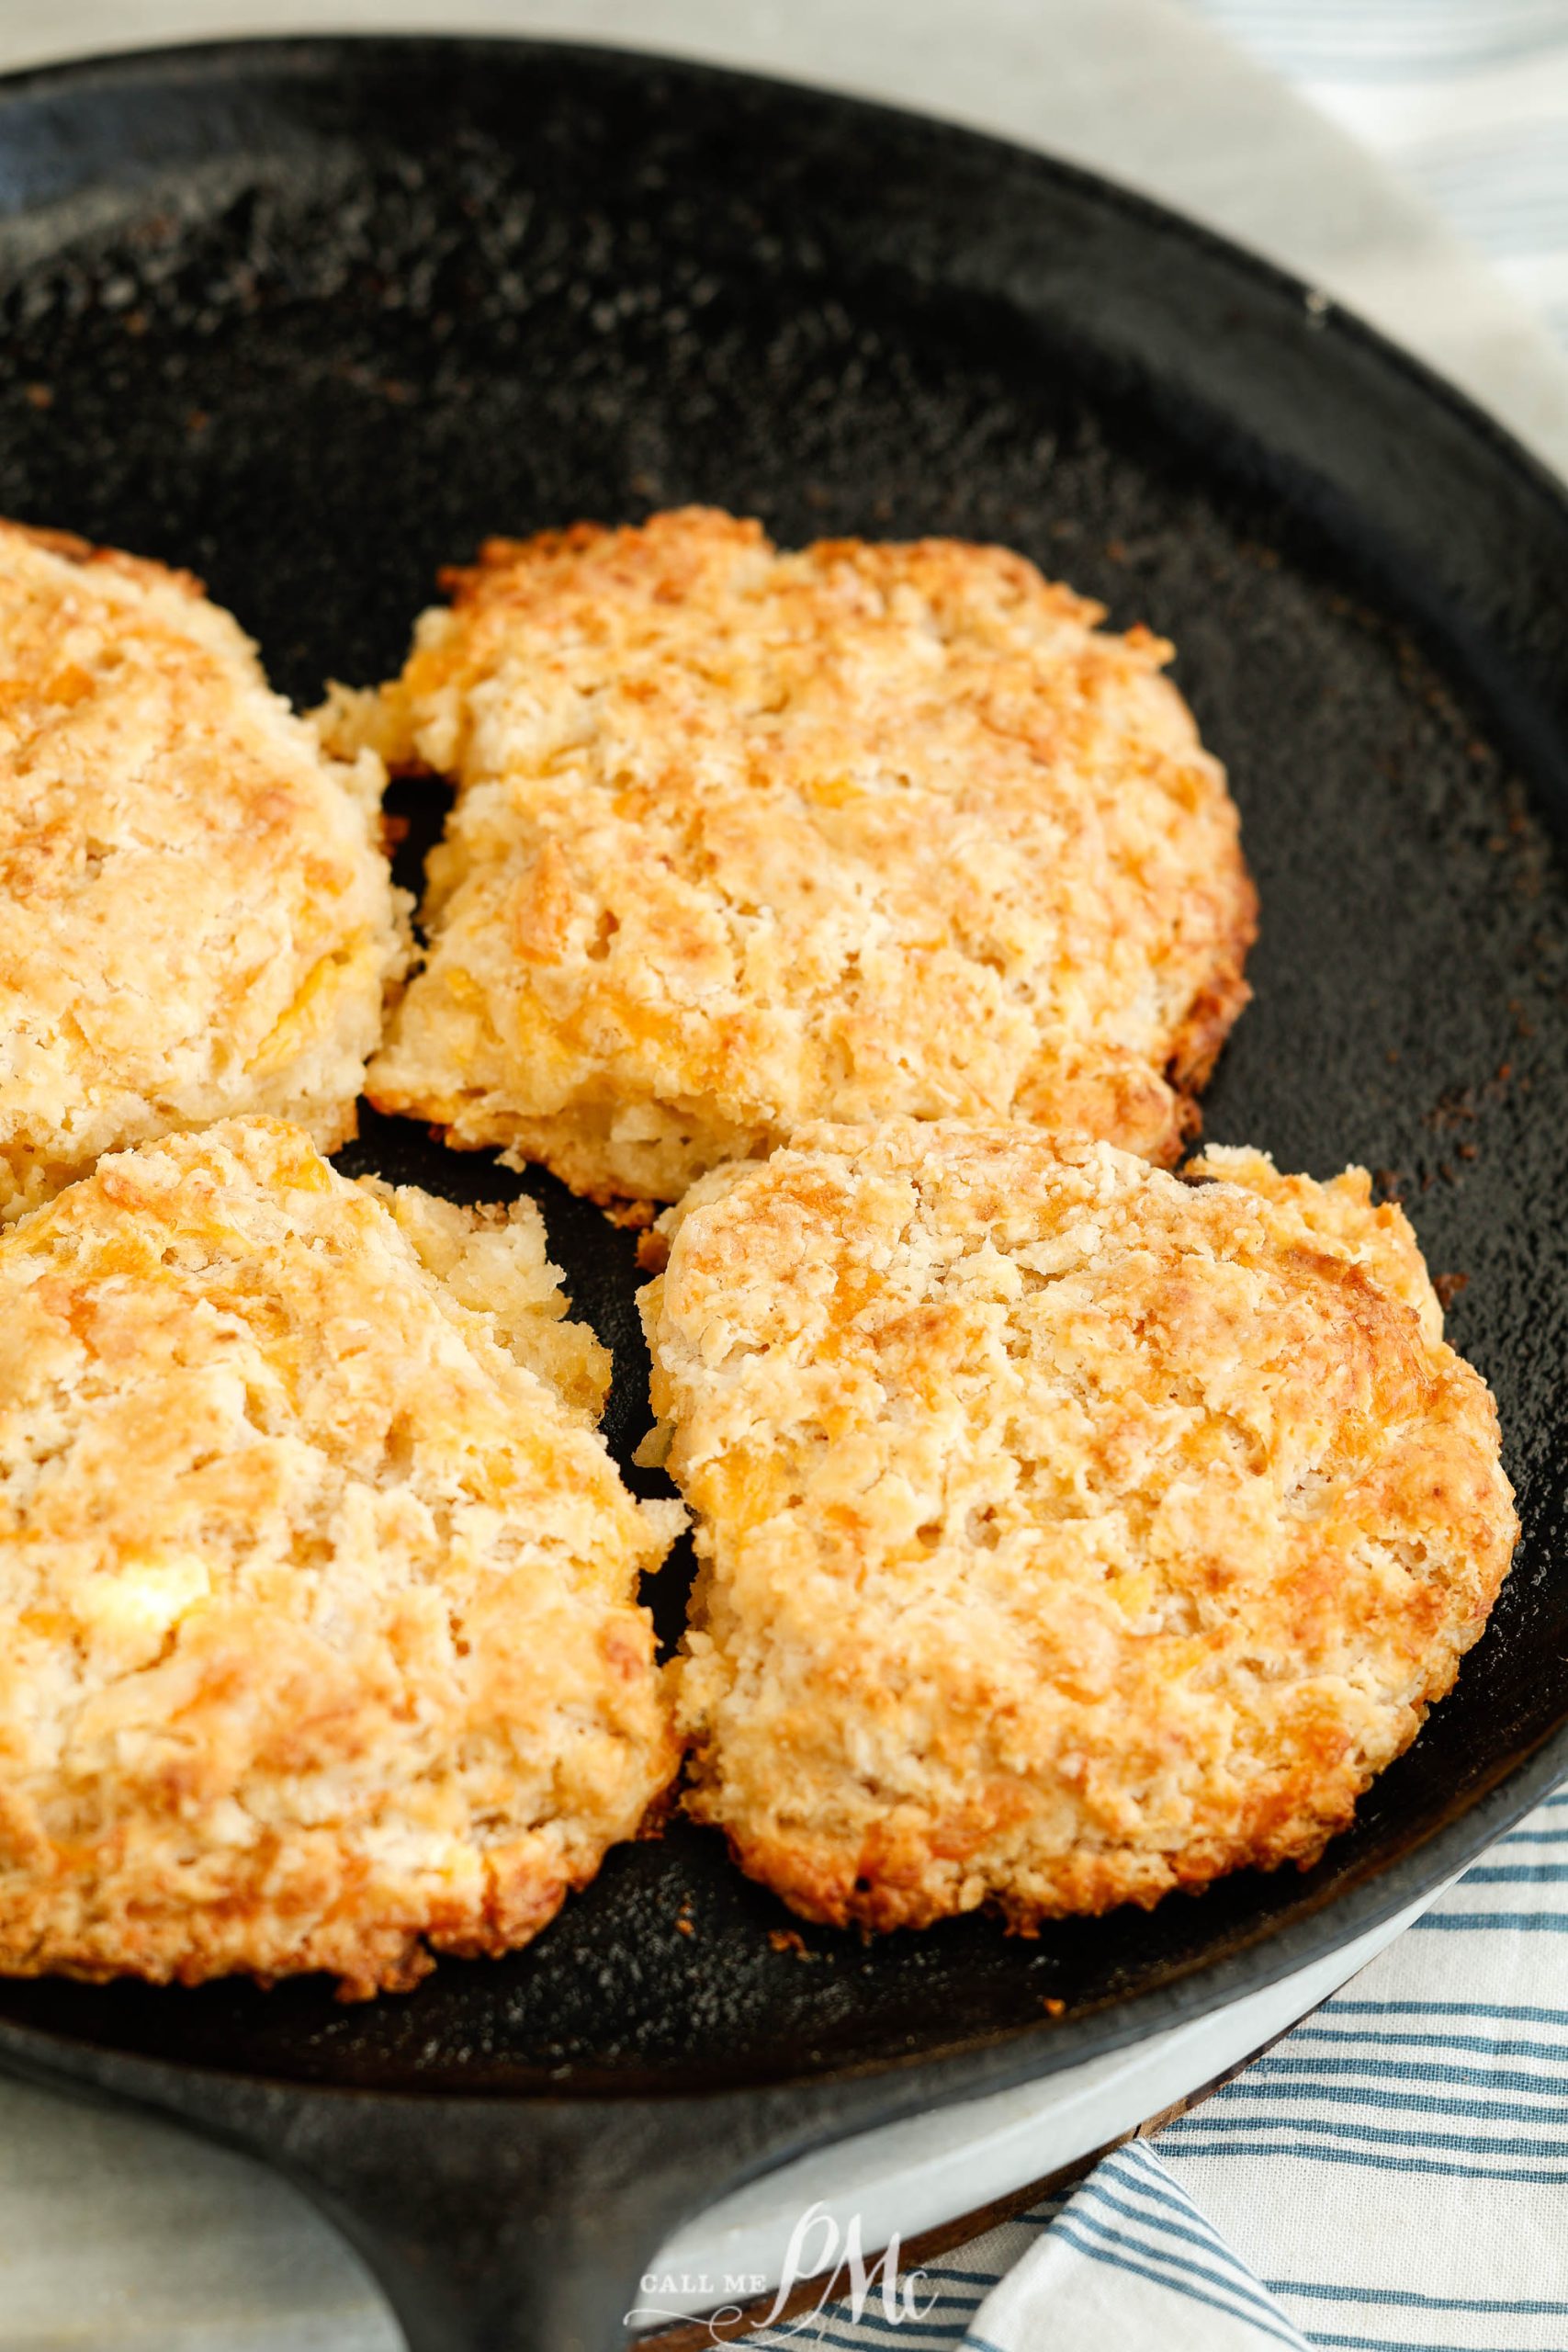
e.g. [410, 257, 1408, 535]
[0, 523, 406, 1221]
[337, 510, 1256, 1203]
[0, 1120, 682, 1994]
[641, 1120, 1517, 1930]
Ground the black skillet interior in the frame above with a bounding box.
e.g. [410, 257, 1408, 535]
[0, 17, 1566, 2152]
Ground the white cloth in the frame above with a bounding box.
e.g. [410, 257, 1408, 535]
[1192, 0, 1568, 345]
[748, 1792, 1568, 2348]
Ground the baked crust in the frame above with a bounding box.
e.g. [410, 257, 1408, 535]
[0, 1119, 682, 1994]
[0, 520, 408, 1222]
[335, 509, 1256, 1202]
[640, 1121, 1517, 1931]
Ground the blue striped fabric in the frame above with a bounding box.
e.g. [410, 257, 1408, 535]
[739, 1788, 1568, 2347]
[734, 11, 1568, 2345]
[1184, 0, 1568, 344]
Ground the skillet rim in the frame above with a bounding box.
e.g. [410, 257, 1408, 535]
[0, 28, 1562, 2111]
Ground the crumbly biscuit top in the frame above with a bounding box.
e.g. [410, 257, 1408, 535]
[0, 1120, 681, 1993]
[642, 1120, 1517, 1930]
[344, 509, 1255, 1200]
[0, 524, 404, 1219]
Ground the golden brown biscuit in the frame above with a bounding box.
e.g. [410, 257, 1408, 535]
[0, 522, 407, 1223]
[640, 1120, 1517, 1932]
[333, 509, 1255, 1204]
[0, 1119, 682, 1995]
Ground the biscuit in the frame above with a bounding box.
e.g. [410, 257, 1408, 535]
[640, 1120, 1517, 1931]
[0, 523, 407, 1223]
[333, 509, 1256, 1204]
[0, 1119, 682, 1994]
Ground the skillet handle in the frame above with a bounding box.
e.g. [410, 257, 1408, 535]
[258, 2088, 728, 2352]
[0, 2038, 840, 2351]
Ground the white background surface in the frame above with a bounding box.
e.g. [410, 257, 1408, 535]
[0, 5, 1563, 2346]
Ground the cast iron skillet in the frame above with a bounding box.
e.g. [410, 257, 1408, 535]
[1, 33, 1568, 2352]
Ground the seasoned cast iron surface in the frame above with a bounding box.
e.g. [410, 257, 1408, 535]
[0, 40, 1564, 2095]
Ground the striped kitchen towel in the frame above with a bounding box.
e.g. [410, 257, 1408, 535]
[747, 1783, 1568, 2348]
[1184, 0, 1568, 345]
